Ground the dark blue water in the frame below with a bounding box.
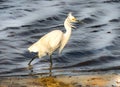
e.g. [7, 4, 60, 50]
[0, 0, 120, 77]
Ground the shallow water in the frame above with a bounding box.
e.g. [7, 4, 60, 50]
[0, 0, 120, 77]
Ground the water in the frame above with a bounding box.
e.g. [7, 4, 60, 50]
[0, 0, 120, 77]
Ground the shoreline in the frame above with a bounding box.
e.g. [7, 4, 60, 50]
[0, 74, 120, 87]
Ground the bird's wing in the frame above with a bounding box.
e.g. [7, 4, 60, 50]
[28, 30, 63, 54]
[40, 30, 63, 49]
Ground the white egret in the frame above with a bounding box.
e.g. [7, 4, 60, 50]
[28, 12, 80, 66]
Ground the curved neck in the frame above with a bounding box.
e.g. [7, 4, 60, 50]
[63, 17, 72, 47]
[59, 17, 73, 53]
[64, 17, 72, 36]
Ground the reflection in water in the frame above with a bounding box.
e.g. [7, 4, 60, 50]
[28, 56, 53, 77]
[49, 55, 53, 77]
[27, 65, 34, 76]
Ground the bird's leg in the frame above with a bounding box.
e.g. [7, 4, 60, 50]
[28, 56, 36, 65]
[49, 55, 53, 76]
[50, 55, 53, 66]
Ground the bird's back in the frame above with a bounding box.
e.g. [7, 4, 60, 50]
[28, 30, 63, 58]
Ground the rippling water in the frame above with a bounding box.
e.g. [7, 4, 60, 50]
[0, 0, 120, 77]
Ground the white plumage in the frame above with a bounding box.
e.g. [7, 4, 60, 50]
[28, 30, 63, 57]
[28, 12, 79, 65]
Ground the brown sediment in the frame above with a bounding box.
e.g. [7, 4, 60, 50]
[32, 77, 73, 87]
[0, 74, 120, 87]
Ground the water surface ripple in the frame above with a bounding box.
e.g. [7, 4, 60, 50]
[0, 0, 120, 77]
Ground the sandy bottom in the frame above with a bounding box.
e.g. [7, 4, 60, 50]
[0, 74, 120, 87]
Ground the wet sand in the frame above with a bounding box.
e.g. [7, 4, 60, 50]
[0, 74, 120, 87]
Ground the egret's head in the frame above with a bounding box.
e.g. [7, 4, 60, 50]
[68, 12, 78, 22]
